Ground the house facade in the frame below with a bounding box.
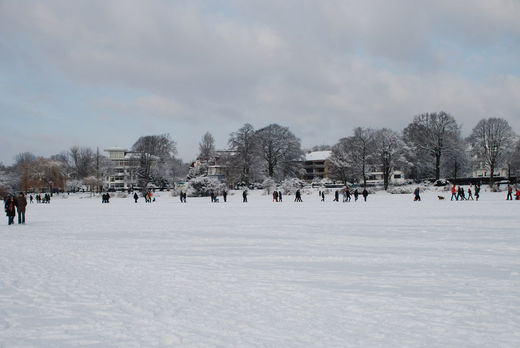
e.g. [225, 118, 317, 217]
[104, 148, 141, 191]
[303, 151, 331, 180]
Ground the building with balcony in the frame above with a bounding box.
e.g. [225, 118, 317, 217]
[303, 151, 331, 180]
[104, 148, 142, 191]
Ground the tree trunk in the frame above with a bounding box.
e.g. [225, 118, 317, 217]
[435, 153, 441, 180]
[489, 162, 495, 188]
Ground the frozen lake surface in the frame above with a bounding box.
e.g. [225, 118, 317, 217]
[1, 190, 520, 347]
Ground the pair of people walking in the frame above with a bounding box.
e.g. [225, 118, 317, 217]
[4, 192, 27, 225]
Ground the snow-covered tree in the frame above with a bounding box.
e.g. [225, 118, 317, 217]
[372, 128, 407, 190]
[186, 176, 224, 197]
[467, 117, 516, 187]
[261, 177, 276, 194]
[255, 124, 303, 180]
[132, 134, 177, 191]
[228, 123, 259, 186]
[328, 138, 357, 185]
[403, 111, 460, 180]
[280, 177, 305, 195]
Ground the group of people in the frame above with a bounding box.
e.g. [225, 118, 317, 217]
[272, 190, 283, 202]
[32, 193, 51, 204]
[451, 184, 480, 201]
[328, 188, 369, 203]
[4, 192, 27, 225]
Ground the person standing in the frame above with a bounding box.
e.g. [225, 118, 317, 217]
[16, 192, 27, 224]
[5, 195, 16, 225]
[354, 189, 359, 202]
[273, 191, 278, 202]
[467, 187, 474, 200]
[278, 191, 282, 202]
[242, 190, 248, 202]
[362, 188, 368, 202]
[223, 190, 227, 203]
[134, 192, 139, 203]
[475, 184, 480, 201]
[321, 191, 325, 201]
[506, 185, 513, 200]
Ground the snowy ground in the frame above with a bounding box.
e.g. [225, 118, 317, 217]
[1, 189, 519, 347]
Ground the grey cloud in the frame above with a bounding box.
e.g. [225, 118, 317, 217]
[0, 0, 519, 163]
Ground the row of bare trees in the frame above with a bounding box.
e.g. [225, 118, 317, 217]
[328, 113, 519, 189]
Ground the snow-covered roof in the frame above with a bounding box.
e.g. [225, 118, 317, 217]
[305, 151, 331, 161]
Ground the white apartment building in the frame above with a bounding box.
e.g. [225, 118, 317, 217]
[104, 148, 142, 191]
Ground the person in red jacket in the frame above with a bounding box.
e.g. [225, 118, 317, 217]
[515, 188, 520, 201]
[451, 184, 457, 201]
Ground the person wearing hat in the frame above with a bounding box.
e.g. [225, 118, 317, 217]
[4, 195, 16, 225]
[16, 192, 27, 224]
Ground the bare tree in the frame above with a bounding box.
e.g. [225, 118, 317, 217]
[68, 146, 95, 179]
[14, 152, 37, 192]
[467, 117, 516, 187]
[403, 111, 460, 180]
[350, 127, 376, 187]
[132, 134, 177, 191]
[372, 129, 407, 190]
[198, 132, 216, 161]
[441, 136, 469, 180]
[255, 124, 303, 180]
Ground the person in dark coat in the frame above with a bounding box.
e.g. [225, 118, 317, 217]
[413, 187, 421, 201]
[321, 191, 325, 201]
[334, 190, 339, 202]
[278, 191, 282, 202]
[223, 190, 227, 202]
[16, 192, 27, 224]
[5, 195, 16, 225]
[475, 184, 480, 201]
[295, 189, 303, 202]
[134, 192, 139, 203]
[354, 189, 359, 201]
[242, 190, 248, 202]
[362, 188, 369, 202]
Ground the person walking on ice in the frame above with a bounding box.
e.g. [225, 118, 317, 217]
[362, 188, 369, 202]
[4, 195, 16, 225]
[451, 184, 457, 201]
[507, 185, 513, 200]
[16, 192, 27, 224]
[242, 190, 248, 202]
[413, 187, 421, 201]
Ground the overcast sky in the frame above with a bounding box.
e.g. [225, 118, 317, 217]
[1, 0, 519, 164]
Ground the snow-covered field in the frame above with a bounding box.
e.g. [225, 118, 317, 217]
[1, 190, 519, 347]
